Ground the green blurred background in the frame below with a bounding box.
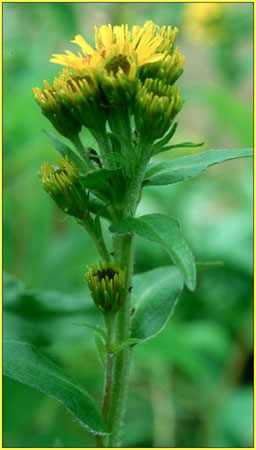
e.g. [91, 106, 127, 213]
[3, 2, 253, 447]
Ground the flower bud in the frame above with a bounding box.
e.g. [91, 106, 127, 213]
[134, 78, 184, 141]
[33, 80, 81, 139]
[52, 69, 107, 133]
[40, 156, 87, 218]
[86, 261, 126, 314]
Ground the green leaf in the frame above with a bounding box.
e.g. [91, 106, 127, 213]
[110, 213, 196, 290]
[112, 338, 141, 355]
[152, 122, 178, 154]
[131, 266, 184, 340]
[107, 132, 135, 176]
[43, 130, 85, 170]
[94, 333, 106, 366]
[3, 340, 107, 436]
[196, 261, 225, 268]
[72, 322, 107, 341]
[160, 140, 204, 152]
[79, 168, 125, 201]
[87, 193, 111, 220]
[145, 148, 253, 186]
[3, 272, 101, 344]
[106, 133, 128, 169]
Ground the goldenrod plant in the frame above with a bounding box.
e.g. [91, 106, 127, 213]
[3, 21, 253, 447]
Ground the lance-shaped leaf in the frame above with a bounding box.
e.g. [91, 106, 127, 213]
[131, 266, 184, 340]
[3, 341, 108, 436]
[152, 122, 178, 154]
[145, 148, 253, 186]
[43, 130, 85, 170]
[110, 213, 196, 290]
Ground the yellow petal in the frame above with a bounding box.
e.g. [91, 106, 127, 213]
[71, 34, 95, 55]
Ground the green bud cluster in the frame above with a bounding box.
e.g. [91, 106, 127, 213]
[41, 156, 87, 218]
[53, 70, 108, 133]
[86, 261, 126, 314]
[33, 81, 81, 139]
[134, 78, 183, 141]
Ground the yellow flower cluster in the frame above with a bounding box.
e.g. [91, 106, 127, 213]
[33, 21, 185, 141]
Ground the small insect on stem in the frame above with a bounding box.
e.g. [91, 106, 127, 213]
[108, 176, 117, 185]
[88, 147, 102, 168]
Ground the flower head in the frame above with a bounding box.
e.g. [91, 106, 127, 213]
[33, 20, 185, 147]
[86, 261, 126, 314]
[50, 22, 166, 76]
[33, 80, 81, 138]
[40, 156, 87, 218]
[135, 78, 183, 141]
[51, 69, 107, 132]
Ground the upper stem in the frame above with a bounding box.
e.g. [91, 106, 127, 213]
[70, 134, 94, 169]
[90, 128, 115, 169]
[102, 315, 116, 421]
[106, 141, 152, 447]
[79, 216, 110, 262]
[108, 108, 132, 145]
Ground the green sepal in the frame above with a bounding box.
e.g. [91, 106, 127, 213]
[43, 130, 85, 170]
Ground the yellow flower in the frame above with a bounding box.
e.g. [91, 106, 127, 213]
[50, 21, 166, 77]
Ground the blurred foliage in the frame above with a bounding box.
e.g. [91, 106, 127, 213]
[3, 3, 253, 448]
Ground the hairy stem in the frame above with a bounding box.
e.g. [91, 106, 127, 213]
[107, 234, 134, 447]
[102, 316, 116, 419]
[106, 141, 152, 447]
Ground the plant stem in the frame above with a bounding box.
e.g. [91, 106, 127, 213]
[108, 108, 132, 144]
[70, 134, 94, 169]
[106, 141, 152, 447]
[107, 234, 134, 447]
[79, 216, 110, 262]
[90, 128, 115, 169]
[102, 316, 116, 420]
